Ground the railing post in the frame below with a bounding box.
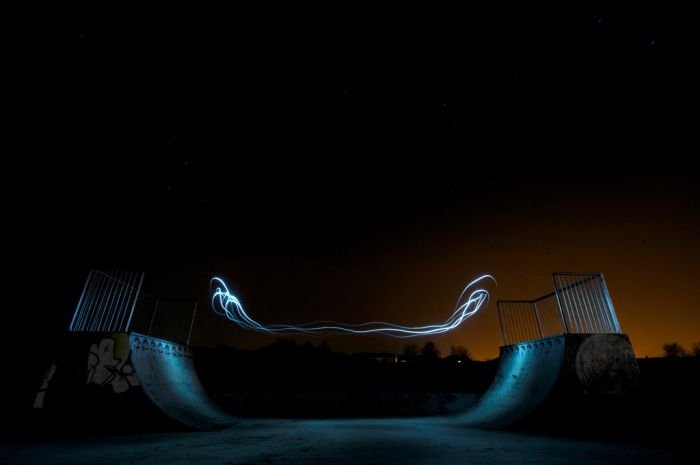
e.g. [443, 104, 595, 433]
[599, 273, 621, 333]
[186, 302, 198, 347]
[69, 270, 93, 332]
[497, 302, 507, 345]
[148, 300, 160, 335]
[125, 273, 145, 333]
[533, 302, 543, 338]
[552, 274, 569, 334]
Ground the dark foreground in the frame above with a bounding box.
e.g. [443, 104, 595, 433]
[2, 417, 695, 465]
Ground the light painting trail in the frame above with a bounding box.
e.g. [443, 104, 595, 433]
[210, 275, 495, 338]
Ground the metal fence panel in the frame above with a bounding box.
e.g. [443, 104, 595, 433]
[497, 272, 620, 345]
[69, 270, 144, 333]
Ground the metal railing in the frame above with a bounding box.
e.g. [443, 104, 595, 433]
[69, 270, 144, 333]
[552, 273, 620, 334]
[144, 299, 198, 346]
[497, 272, 620, 346]
[127, 291, 158, 333]
[68, 270, 198, 346]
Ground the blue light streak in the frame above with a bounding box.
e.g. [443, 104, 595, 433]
[210, 275, 495, 338]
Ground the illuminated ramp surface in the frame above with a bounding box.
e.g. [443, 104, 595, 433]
[459, 335, 566, 428]
[457, 333, 638, 429]
[126, 333, 636, 430]
[129, 333, 237, 430]
[127, 332, 567, 430]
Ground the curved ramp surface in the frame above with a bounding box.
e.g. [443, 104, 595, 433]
[129, 333, 237, 430]
[459, 335, 566, 428]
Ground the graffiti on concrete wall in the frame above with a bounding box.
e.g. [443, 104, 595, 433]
[87, 333, 139, 393]
[575, 334, 639, 397]
[32, 363, 57, 409]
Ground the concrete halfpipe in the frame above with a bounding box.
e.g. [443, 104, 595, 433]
[38, 268, 638, 430]
[128, 333, 237, 430]
[33, 332, 237, 431]
[36, 331, 638, 431]
[460, 335, 567, 428]
[458, 333, 639, 428]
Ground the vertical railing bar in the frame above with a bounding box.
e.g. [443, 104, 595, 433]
[89, 272, 108, 332]
[556, 275, 573, 332]
[105, 270, 121, 332]
[573, 274, 592, 333]
[591, 276, 609, 332]
[74, 271, 95, 331]
[585, 280, 605, 334]
[116, 271, 131, 332]
[595, 276, 614, 333]
[566, 275, 581, 333]
[162, 301, 170, 339]
[84, 272, 101, 332]
[170, 302, 176, 341]
[498, 302, 507, 345]
[498, 303, 506, 345]
[600, 274, 621, 333]
[526, 302, 535, 340]
[548, 296, 557, 334]
[567, 275, 582, 333]
[100, 271, 119, 332]
[518, 303, 525, 342]
[552, 274, 569, 334]
[96, 270, 115, 332]
[187, 302, 197, 347]
[533, 302, 543, 339]
[525, 302, 533, 341]
[124, 272, 145, 332]
[582, 279, 597, 333]
[160, 301, 166, 339]
[148, 300, 160, 335]
[171, 302, 177, 340]
[509, 304, 515, 345]
[158, 301, 167, 339]
[182, 303, 188, 342]
[570, 275, 586, 333]
[83, 271, 102, 331]
[571, 277, 593, 333]
[518, 303, 523, 342]
[166, 302, 174, 340]
[112, 270, 130, 332]
[541, 299, 549, 336]
[540, 301, 548, 336]
[69, 271, 93, 331]
[587, 279, 603, 333]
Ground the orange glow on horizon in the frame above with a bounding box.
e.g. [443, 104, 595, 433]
[198, 180, 699, 361]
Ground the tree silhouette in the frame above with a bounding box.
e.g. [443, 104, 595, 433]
[421, 341, 441, 361]
[692, 342, 700, 357]
[450, 345, 472, 361]
[662, 342, 688, 358]
[403, 343, 419, 360]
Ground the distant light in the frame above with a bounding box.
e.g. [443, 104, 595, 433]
[210, 274, 495, 338]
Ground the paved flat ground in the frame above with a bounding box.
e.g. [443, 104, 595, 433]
[1, 417, 693, 465]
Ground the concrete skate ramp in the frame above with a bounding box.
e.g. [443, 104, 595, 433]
[459, 335, 566, 428]
[125, 331, 635, 430]
[129, 333, 237, 430]
[458, 333, 638, 429]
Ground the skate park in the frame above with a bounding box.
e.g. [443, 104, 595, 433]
[5, 270, 693, 464]
[28, 271, 638, 429]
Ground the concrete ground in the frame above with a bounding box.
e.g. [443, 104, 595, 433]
[1, 417, 693, 465]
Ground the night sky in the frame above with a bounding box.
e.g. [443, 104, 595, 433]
[20, 8, 699, 360]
